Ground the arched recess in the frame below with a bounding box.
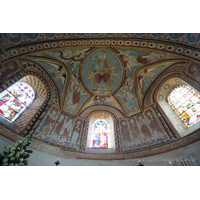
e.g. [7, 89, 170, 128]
[141, 61, 200, 140]
[134, 59, 191, 111]
[143, 61, 200, 140]
[85, 112, 116, 154]
[156, 77, 200, 138]
[22, 55, 71, 110]
[143, 61, 190, 109]
[79, 108, 121, 154]
[0, 68, 55, 136]
[19, 59, 60, 107]
[13, 75, 47, 133]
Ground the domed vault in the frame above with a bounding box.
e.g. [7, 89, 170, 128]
[0, 33, 200, 160]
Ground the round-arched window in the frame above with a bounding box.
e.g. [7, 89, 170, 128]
[91, 119, 109, 148]
[0, 82, 35, 122]
[168, 85, 200, 127]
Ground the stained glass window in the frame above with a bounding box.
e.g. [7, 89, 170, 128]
[168, 85, 200, 127]
[92, 120, 108, 148]
[0, 82, 35, 122]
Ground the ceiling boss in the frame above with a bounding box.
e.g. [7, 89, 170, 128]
[80, 48, 124, 97]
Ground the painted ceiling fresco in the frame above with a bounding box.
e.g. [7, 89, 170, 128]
[9, 45, 185, 117]
[1, 33, 200, 159]
[1, 33, 200, 47]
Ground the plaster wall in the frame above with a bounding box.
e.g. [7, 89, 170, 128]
[0, 135, 199, 166]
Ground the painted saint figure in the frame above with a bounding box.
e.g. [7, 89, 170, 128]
[120, 120, 131, 148]
[88, 52, 115, 92]
[58, 118, 74, 145]
[138, 68, 157, 94]
[69, 120, 82, 147]
[48, 115, 65, 141]
[65, 74, 88, 114]
[145, 110, 165, 140]
[38, 108, 58, 139]
[129, 119, 143, 145]
[137, 115, 153, 143]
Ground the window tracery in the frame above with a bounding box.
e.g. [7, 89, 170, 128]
[0, 82, 35, 122]
[168, 85, 200, 127]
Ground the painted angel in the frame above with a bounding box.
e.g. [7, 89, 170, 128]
[103, 95, 115, 105]
[121, 77, 135, 93]
[60, 48, 90, 71]
[138, 68, 157, 94]
[117, 49, 142, 74]
[44, 65, 66, 90]
[138, 52, 165, 63]
[46, 48, 90, 72]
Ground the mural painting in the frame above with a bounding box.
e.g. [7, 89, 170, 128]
[64, 74, 90, 116]
[115, 77, 140, 116]
[119, 108, 169, 152]
[79, 95, 123, 114]
[36, 106, 59, 139]
[34, 107, 83, 150]
[185, 62, 200, 82]
[81, 48, 124, 97]
[136, 63, 176, 107]
[116, 48, 179, 76]
[169, 33, 184, 40]
[128, 118, 143, 146]
[32, 47, 90, 75]
[187, 33, 200, 44]
[48, 114, 65, 141]
[36, 61, 67, 95]
[120, 120, 132, 149]
[70, 119, 83, 147]
[138, 65, 168, 97]
[137, 114, 153, 143]
[58, 117, 74, 145]
[24, 33, 39, 41]
[3, 33, 22, 44]
[144, 109, 167, 140]
[0, 60, 21, 83]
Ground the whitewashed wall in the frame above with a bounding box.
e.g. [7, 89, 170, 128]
[0, 135, 200, 166]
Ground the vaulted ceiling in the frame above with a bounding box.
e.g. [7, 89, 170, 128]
[0, 33, 200, 159]
[1, 33, 199, 118]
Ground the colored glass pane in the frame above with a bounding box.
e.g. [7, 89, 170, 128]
[92, 120, 108, 148]
[0, 82, 35, 122]
[168, 85, 200, 127]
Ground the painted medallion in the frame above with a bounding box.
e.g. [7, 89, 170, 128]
[81, 48, 124, 97]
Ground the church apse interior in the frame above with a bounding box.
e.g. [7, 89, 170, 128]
[0, 33, 200, 166]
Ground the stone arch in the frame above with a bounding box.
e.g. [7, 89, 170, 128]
[155, 76, 200, 138]
[142, 62, 200, 140]
[79, 109, 121, 153]
[0, 68, 55, 136]
[141, 60, 200, 139]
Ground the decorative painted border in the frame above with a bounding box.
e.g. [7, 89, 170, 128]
[2, 33, 200, 49]
[78, 105, 125, 119]
[1, 38, 200, 65]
